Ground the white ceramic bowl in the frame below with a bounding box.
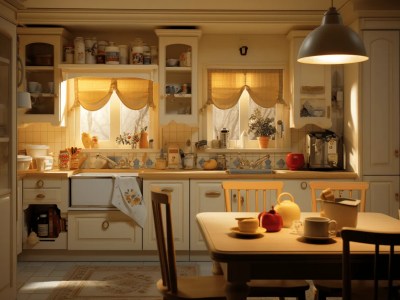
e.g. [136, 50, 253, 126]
[26, 144, 49, 157]
[17, 155, 32, 170]
[166, 58, 179, 67]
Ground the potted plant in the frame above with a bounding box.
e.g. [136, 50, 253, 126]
[248, 108, 276, 148]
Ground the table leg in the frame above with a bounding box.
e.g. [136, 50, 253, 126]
[225, 281, 249, 300]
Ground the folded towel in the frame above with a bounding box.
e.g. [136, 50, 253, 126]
[111, 176, 146, 228]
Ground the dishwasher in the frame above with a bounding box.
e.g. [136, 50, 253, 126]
[69, 173, 142, 210]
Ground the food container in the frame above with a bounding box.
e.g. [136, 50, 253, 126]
[17, 155, 32, 170]
[26, 144, 49, 157]
[166, 58, 179, 67]
[35, 155, 53, 171]
[319, 198, 361, 232]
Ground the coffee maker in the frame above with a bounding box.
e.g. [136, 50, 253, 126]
[306, 131, 343, 170]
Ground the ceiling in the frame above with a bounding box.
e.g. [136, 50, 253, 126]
[8, 0, 400, 35]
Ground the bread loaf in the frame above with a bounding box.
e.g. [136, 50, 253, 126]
[320, 188, 335, 201]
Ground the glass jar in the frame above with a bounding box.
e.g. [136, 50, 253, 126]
[74, 37, 85, 64]
[84, 37, 97, 64]
[105, 42, 120, 65]
[58, 150, 70, 170]
[37, 214, 48, 237]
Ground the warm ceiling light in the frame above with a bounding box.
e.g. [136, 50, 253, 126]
[297, 6, 368, 65]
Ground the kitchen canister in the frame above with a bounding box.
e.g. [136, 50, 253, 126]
[84, 37, 97, 64]
[220, 128, 229, 149]
[96, 40, 108, 64]
[130, 38, 144, 65]
[74, 37, 85, 64]
[64, 45, 74, 63]
[119, 45, 128, 64]
[105, 42, 120, 64]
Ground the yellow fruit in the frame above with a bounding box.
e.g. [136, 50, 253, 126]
[203, 159, 217, 170]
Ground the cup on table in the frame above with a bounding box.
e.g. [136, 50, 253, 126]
[303, 217, 337, 238]
[237, 217, 259, 233]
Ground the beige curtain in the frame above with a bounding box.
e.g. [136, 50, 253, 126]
[207, 69, 283, 109]
[75, 77, 155, 111]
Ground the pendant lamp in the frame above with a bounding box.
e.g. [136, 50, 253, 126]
[297, 6, 368, 64]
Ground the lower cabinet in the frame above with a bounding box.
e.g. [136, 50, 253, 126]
[282, 180, 313, 212]
[189, 180, 226, 251]
[363, 176, 400, 219]
[142, 180, 190, 251]
[68, 210, 142, 250]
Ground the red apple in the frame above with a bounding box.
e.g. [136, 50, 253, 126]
[259, 206, 283, 232]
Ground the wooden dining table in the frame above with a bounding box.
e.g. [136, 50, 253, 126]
[196, 212, 400, 300]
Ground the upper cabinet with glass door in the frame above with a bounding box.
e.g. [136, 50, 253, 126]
[287, 31, 332, 129]
[17, 27, 71, 126]
[156, 29, 201, 126]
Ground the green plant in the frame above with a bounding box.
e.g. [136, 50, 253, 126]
[248, 108, 276, 137]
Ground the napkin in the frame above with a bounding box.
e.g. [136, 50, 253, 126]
[111, 176, 146, 228]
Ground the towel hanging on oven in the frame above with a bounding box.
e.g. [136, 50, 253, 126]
[111, 176, 146, 228]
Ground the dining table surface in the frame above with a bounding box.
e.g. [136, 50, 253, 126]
[196, 211, 400, 300]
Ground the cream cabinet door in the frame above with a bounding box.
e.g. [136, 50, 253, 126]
[189, 180, 225, 251]
[362, 30, 400, 175]
[364, 176, 400, 219]
[142, 180, 189, 251]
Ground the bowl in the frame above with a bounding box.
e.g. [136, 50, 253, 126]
[26, 144, 49, 157]
[17, 155, 32, 170]
[166, 58, 179, 67]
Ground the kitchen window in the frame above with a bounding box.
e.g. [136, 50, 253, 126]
[69, 77, 157, 149]
[206, 68, 288, 148]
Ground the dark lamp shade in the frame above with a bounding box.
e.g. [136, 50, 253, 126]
[297, 7, 369, 65]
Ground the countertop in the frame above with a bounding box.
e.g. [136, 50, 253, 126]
[17, 168, 358, 180]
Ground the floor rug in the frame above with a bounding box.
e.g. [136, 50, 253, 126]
[48, 264, 198, 300]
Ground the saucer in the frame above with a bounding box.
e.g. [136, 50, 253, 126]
[230, 227, 265, 236]
[302, 235, 334, 241]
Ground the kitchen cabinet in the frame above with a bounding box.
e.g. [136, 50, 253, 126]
[142, 179, 190, 252]
[156, 29, 201, 126]
[68, 210, 142, 250]
[360, 27, 400, 218]
[364, 176, 399, 219]
[0, 10, 17, 300]
[189, 180, 225, 251]
[287, 31, 332, 129]
[22, 177, 69, 249]
[17, 27, 71, 126]
[361, 30, 399, 176]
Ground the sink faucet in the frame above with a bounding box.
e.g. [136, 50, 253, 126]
[96, 154, 118, 168]
[250, 154, 271, 169]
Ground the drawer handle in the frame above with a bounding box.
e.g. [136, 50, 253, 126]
[205, 191, 221, 198]
[36, 194, 45, 199]
[36, 180, 44, 188]
[102, 220, 110, 230]
[161, 188, 174, 193]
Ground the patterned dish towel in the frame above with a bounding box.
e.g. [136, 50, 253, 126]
[111, 176, 146, 228]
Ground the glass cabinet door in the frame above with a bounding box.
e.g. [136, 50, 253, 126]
[0, 31, 11, 193]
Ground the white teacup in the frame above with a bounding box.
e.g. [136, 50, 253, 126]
[28, 81, 39, 93]
[303, 217, 337, 238]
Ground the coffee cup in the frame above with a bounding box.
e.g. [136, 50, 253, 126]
[303, 217, 337, 238]
[28, 81, 39, 93]
[35, 157, 46, 172]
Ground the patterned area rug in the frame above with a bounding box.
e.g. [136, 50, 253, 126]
[48, 264, 198, 300]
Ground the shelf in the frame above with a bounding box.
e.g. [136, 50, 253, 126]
[25, 66, 54, 71]
[166, 66, 191, 72]
[0, 137, 10, 142]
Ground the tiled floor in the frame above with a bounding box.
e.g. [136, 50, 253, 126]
[17, 261, 320, 300]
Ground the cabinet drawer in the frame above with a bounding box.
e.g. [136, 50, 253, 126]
[68, 211, 142, 250]
[23, 188, 62, 205]
[23, 178, 63, 189]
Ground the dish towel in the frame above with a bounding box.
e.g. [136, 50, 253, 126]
[111, 176, 146, 228]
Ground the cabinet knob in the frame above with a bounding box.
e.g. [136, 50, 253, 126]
[36, 193, 45, 199]
[300, 181, 308, 190]
[205, 191, 221, 198]
[395, 149, 399, 158]
[36, 179, 44, 188]
[102, 220, 110, 230]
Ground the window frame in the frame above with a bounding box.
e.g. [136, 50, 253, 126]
[203, 65, 291, 150]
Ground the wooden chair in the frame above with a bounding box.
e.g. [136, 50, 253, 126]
[341, 228, 400, 300]
[222, 181, 284, 212]
[309, 181, 370, 300]
[309, 181, 369, 212]
[151, 188, 227, 300]
[221, 181, 310, 300]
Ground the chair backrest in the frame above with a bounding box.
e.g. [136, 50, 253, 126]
[221, 181, 284, 212]
[341, 228, 400, 300]
[309, 181, 369, 212]
[151, 187, 178, 293]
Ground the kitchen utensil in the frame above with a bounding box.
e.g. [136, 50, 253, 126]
[319, 198, 360, 232]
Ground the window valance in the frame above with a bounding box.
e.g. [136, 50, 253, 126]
[74, 77, 156, 111]
[207, 69, 283, 109]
